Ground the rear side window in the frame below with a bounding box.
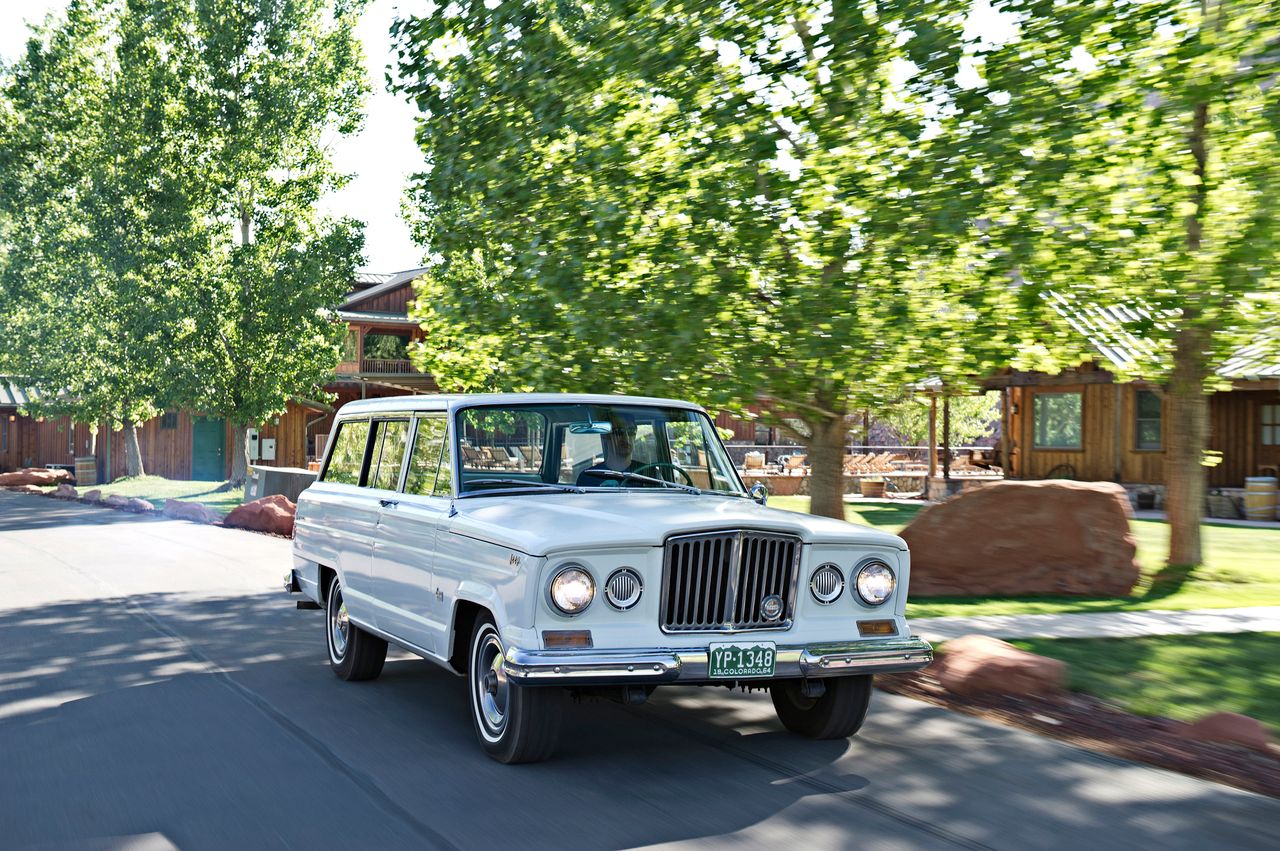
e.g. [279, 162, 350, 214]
[370, 420, 411, 490]
[405, 416, 451, 496]
[323, 420, 370, 484]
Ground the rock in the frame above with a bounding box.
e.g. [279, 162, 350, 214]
[900, 480, 1140, 596]
[0, 467, 71, 487]
[1185, 712, 1274, 751]
[103, 494, 131, 510]
[53, 483, 79, 500]
[163, 499, 221, 525]
[82, 489, 103, 503]
[126, 497, 155, 513]
[223, 494, 296, 537]
[3, 484, 45, 494]
[933, 634, 1067, 698]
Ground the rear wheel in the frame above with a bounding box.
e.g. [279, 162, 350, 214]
[326, 574, 387, 681]
[770, 675, 873, 739]
[469, 615, 565, 763]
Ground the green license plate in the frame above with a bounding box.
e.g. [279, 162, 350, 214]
[708, 641, 776, 678]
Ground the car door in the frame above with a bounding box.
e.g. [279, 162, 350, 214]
[370, 414, 452, 657]
[302, 417, 382, 626]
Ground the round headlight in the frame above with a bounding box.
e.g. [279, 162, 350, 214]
[810, 563, 844, 604]
[550, 565, 595, 614]
[604, 568, 643, 611]
[855, 561, 896, 606]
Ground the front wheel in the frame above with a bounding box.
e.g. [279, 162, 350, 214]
[326, 574, 387, 681]
[469, 615, 566, 763]
[770, 675, 873, 739]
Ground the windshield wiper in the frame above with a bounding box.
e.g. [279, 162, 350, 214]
[583, 469, 702, 495]
[457, 479, 586, 498]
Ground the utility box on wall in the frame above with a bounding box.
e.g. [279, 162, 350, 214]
[260, 438, 277, 461]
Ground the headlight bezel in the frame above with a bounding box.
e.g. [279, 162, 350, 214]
[547, 564, 596, 615]
[604, 567, 644, 611]
[853, 558, 896, 607]
[809, 563, 845, 604]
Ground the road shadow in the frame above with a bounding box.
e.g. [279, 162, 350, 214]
[1, 591, 1275, 850]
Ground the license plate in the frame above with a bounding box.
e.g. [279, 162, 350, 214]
[708, 641, 776, 678]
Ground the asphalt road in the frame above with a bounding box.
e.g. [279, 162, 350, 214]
[1, 490, 1276, 850]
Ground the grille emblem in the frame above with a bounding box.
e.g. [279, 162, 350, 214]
[760, 594, 784, 621]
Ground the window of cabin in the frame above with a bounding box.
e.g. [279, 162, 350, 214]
[322, 419, 370, 485]
[1033, 392, 1083, 449]
[1134, 390, 1162, 450]
[369, 419, 411, 490]
[363, 333, 410, 361]
[1, 416, 8, 453]
[404, 415, 452, 497]
[753, 423, 771, 444]
[161, 411, 178, 430]
[1264, 404, 1280, 446]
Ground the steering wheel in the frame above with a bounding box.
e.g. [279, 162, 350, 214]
[632, 462, 695, 487]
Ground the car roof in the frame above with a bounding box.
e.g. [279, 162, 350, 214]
[334, 393, 707, 418]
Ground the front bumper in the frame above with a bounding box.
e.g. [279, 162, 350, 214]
[503, 636, 933, 687]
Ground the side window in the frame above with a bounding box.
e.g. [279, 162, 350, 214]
[1033, 392, 1082, 449]
[405, 416, 451, 496]
[1134, 389, 1163, 450]
[322, 420, 370, 484]
[370, 420, 411, 490]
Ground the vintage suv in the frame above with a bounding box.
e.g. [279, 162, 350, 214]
[287, 393, 932, 763]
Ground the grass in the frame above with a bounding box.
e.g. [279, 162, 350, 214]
[1010, 633, 1280, 735]
[767, 495, 1280, 617]
[90, 475, 242, 517]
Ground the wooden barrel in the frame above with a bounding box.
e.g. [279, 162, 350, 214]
[1244, 477, 1278, 521]
[74, 455, 98, 487]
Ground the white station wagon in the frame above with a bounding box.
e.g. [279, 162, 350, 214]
[287, 393, 932, 763]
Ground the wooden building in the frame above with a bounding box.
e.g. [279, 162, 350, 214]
[983, 344, 1280, 490]
[0, 268, 438, 483]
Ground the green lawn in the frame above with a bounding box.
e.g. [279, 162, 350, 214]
[91, 475, 242, 516]
[767, 495, 1280, 617]
[1011, 633, 1280, 735]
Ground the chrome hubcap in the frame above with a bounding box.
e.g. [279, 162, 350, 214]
[475, 633, 509, 735]
[330, 590, 349, 659]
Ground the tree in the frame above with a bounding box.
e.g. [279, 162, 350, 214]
[0, 0, 209, 476]
[163, 0, 369, 483]
[394, 0, 1023, 519]
[952, 0, 1280, 565]
[879, 393, 999, 447]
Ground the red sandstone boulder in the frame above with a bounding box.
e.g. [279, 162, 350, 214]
[53, 483, 78, 500]
[1185, 712, 1274, 752]
[163, 499, 221, 525]
[900, 480, 1140, 597]
[224, 494, 296, 537]
[103, 494, 131, 510]
[82, 489, 102, 503]
[0, 467, 70, 487]
[3, 484, 45, 494]
[933, 635, 1067, 698]
[125, 497, 155, 513]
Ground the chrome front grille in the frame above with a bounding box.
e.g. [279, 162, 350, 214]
[660, 530, 801, 632]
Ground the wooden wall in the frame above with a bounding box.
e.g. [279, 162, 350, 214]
[0, 413, 94, 473]
[1007, 382, 1280, 487]
[347, 285, 415, 314]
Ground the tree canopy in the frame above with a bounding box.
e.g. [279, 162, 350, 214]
[394, 0, 1035, 517]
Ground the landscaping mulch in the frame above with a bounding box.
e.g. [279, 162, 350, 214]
[877, 670, 1280, 799]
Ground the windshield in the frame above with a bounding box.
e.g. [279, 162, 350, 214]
[455, 402, 746, 496]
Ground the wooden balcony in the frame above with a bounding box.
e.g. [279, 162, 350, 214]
[336, 358, 422, 375]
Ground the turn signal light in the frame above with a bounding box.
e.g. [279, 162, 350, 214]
[857, 620, 897, 636]
[542, 630, 594, 649]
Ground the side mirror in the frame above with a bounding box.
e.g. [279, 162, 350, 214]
[749, 482, 768, 506]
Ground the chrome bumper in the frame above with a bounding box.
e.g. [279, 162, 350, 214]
[503, 636, 933, 687]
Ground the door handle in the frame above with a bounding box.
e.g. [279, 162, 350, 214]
[379, 498, 399, 508]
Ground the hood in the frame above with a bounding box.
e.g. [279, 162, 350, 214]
[447, 492, 906, 556]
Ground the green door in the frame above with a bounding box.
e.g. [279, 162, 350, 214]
[192, 417, 226, 481]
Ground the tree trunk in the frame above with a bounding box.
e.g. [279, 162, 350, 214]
[1165, 326, 1211, 568]
[808, 416, 848, 521]
[230, 423, 250, 484]
[123, 423, 145, 478]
